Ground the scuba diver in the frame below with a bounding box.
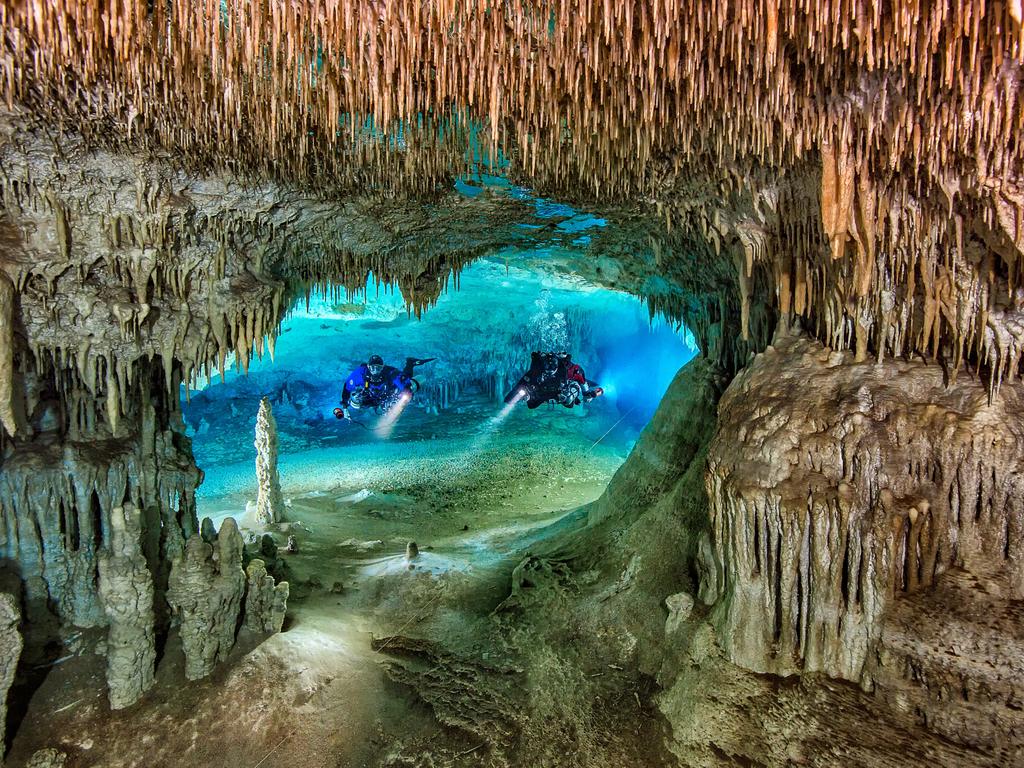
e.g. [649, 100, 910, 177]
[333, 354, 435, 419]
[504, 351, 603, 409]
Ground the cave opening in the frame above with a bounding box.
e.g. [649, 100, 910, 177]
[181, 251, 695, 600]
[184, 257, 694, 500]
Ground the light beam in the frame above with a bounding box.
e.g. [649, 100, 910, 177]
[374, 390, 413, 439]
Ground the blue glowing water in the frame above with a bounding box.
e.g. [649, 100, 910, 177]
[183, 257, 695, 497]
[184, 176, 693, 511]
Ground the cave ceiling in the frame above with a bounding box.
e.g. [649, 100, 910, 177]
[0, 0, 1022, 392]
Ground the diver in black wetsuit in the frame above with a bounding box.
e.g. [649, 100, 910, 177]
[504, 352, 603, 409]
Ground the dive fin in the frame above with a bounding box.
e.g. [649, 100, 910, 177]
[402, 357, 436, 378]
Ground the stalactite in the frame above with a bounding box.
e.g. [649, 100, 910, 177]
[708, 336, 1024, 682]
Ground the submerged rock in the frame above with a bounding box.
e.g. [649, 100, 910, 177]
[664, 592, 694, 636]
[97, 504, 156, 709]
[243, 559, 288, 634]
[25, 749, 67, 768]
[0, 593, 21, 765]
[167, 518, 246, 680]
[260, 533, 278, 559]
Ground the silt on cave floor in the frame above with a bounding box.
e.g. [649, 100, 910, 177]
[7, 396, 668, 768]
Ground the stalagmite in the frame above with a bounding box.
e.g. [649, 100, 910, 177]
[0, 593, 21, 767]
[243, 559, 289, 634]
[254, 397, 284, 526]
[167, 518, 246, 681]
[97, 504, 156, 710]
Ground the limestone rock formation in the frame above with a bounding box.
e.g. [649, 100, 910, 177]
[167, 518, 246, 681]
[0, 593, 22, 765]
[254, 398, 284, 526]
[708, 334, 1024, 682]
[0, 394, 201, 634]
[97, 504, 156, 710]
[549, 352, 1024, 766]
[0, 0, 1023, 763]
[664, 593, 693, 636]
[24, 749, 67, 768]
[243, 560, 288, 635]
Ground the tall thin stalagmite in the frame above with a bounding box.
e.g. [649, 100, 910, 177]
[254, 397, 284, 526]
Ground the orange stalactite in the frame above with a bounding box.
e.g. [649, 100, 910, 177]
[1, 0, 1023, 382]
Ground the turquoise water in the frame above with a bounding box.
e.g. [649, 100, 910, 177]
[183, 256, 696, 503]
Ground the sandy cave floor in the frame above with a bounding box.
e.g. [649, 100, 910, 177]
[7, 397, 640, 768]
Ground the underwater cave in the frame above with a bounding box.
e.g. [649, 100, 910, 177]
[0, 1, 1023, 766]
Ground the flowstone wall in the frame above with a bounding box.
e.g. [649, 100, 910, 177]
[707, 334, 1024, 683]
[612, 332, 1024, 766]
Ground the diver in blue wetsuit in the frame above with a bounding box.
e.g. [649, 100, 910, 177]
[333, 354, 434, 419]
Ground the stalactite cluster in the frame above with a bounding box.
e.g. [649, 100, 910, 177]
[0, 358, 200, 631]
[2, 0, 1018, 197]
[5, 0, 1021, 378]
[0, 117, 562, 442]
[705, 335, 1024, 682]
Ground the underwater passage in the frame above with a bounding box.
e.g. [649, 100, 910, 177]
[185, 257, 694, 506]
[0, 1, 1023, 766]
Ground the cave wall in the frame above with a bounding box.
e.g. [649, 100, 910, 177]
[559, 341, 1024, 766]
[706, 333, 1024, 682]
[653, 331, 1024, 764]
